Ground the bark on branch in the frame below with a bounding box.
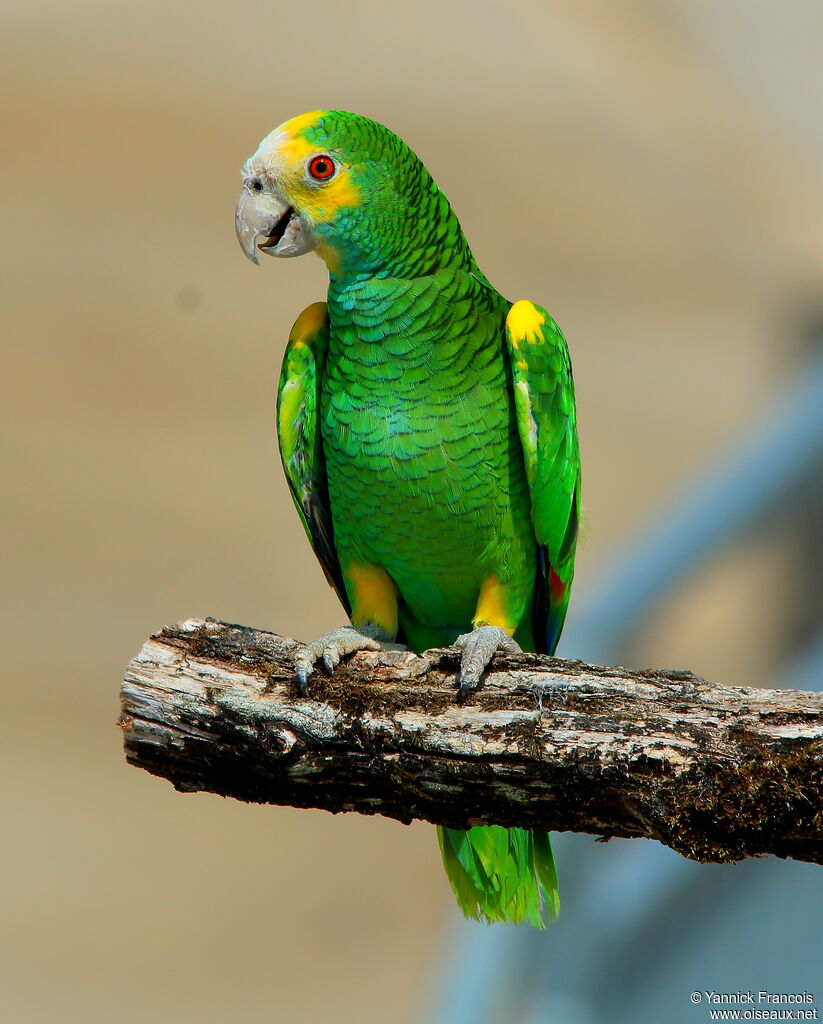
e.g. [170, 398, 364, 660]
[120, 618, 823, 865]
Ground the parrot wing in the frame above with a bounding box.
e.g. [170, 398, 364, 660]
[276, 301, 351, 615]
[505, 300, 581, 654]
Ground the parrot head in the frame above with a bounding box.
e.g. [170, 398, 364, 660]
[235, 110, 470, 278]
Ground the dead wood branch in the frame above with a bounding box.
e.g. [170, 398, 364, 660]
[120, 618, 823, 865]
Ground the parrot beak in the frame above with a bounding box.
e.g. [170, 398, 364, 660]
[235, 181, 317, 264]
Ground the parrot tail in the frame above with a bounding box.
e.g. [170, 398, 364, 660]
[437, 824, 559, 928]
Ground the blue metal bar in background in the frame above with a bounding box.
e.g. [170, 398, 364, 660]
[559, 345, 823, 666]
[780, 632, 823, 692]
[421, 347, 823, 1024]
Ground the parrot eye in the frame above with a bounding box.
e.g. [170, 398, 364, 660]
[308, 155, 336, 181]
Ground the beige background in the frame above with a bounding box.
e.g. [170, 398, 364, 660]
[3, 1, 822, 1021]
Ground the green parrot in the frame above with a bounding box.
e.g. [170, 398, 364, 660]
[235, 110, 580, 928]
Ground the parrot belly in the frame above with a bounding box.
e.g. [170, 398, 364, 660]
[321, 323, 536, 648]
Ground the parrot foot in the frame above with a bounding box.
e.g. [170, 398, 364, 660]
[294, 624, 397, 694]
[453, 625, 522, 696]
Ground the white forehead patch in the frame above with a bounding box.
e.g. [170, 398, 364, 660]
[241, 124, 289, 179]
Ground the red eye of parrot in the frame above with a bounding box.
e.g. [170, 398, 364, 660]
[308, 155, 336, 180]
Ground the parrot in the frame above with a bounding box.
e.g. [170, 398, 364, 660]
[235, 110, 581, 928]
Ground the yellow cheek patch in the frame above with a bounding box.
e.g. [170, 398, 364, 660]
[274, 110, 361, 224]
[345, 563, 398, 637]
[290, 169, 361, 224]
[473, 575, 518, 634]
[507, 300, 545, 349]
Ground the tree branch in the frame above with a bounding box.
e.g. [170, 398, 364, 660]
[120, 618, 823, 865]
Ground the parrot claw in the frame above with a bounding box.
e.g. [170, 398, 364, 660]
[453, 625, 522, 696]
[293, 624, 389, 694]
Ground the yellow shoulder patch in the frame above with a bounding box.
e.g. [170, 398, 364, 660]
[507, 300, 545, 348]
[289, 301, 328, 345]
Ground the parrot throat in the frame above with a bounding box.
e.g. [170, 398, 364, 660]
[325, 260, 504, 373]
[321, 226, 479, 284]
[322, 208, 495, 351]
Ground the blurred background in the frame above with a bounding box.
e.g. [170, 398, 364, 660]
[2, 1, 822, 1021]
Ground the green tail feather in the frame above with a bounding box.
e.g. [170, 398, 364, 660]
[437, 825, 559, 928]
